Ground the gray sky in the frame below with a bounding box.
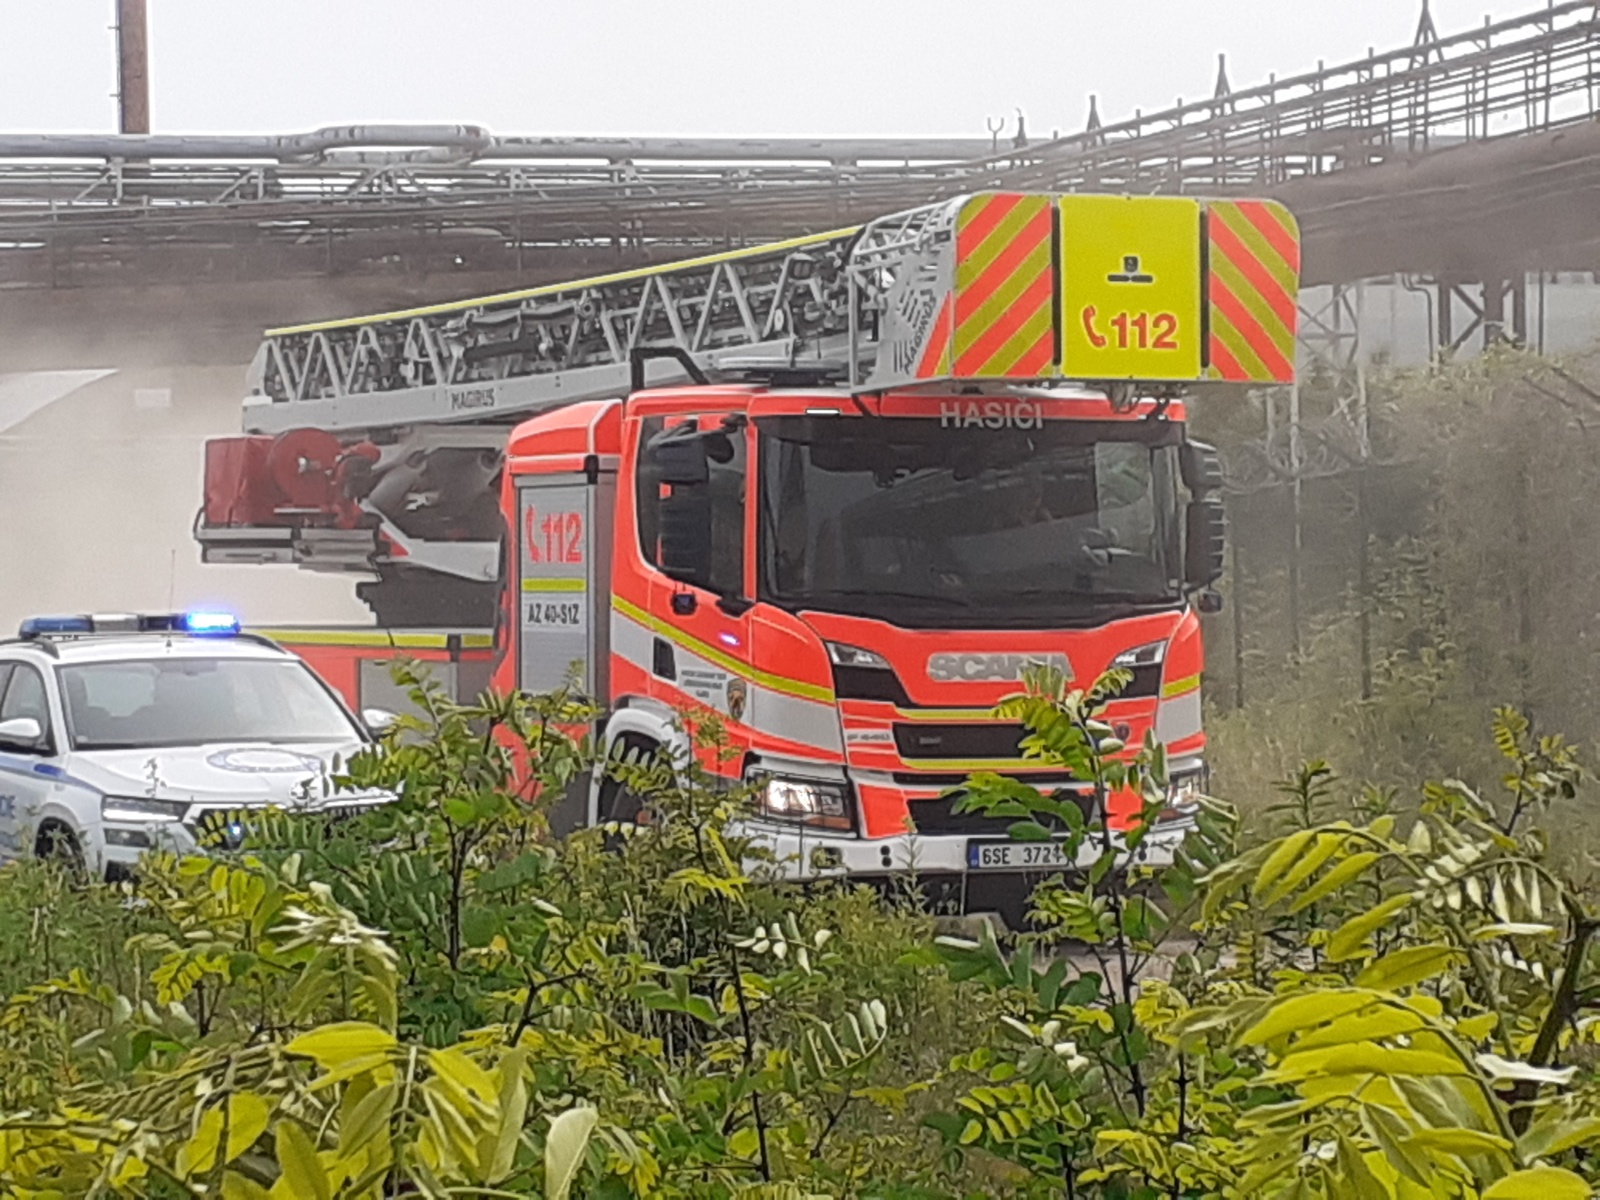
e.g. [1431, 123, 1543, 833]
[0, 1, 1550, 141]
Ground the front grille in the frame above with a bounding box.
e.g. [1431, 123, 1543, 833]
[894, 723, 1028, 760]
[907, 786, 1094, 836]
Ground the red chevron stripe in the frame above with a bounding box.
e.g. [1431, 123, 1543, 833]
[1210, 217, 1297, 329]
[955, 205, 1052, 323]
[1211, 274, 1293, 381]
[956, 193, 1024, 261]
[1234, 200, 1301, 273]
[1008, 331, 1055, 377]
[956, 269, 1053, 374]
[1208, 333, 1248, 382]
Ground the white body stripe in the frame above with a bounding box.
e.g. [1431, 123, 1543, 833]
[611, 609, 842, 754]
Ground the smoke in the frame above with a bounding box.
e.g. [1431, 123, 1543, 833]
[0, 362, 370, 635]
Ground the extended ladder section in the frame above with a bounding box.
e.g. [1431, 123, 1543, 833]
[244, 191, 1300, 435]
[202, 191, 1300, 613]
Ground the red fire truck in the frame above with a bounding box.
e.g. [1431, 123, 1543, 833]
[200, 191, 1300, 905]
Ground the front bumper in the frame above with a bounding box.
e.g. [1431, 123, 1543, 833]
[743, 812, 1196, 883]
[96, 796, 393, 871]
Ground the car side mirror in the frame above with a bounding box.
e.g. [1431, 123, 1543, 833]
[1184, 498, 1226, 590]
[361, 708, 399, 736]
[0, 716, 44, 752]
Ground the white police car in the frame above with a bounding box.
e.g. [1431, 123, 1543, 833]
[0, 611, 395, 879]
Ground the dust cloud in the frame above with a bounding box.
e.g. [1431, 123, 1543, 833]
[0, 361, 371, 636]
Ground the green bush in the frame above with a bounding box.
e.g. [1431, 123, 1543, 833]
[2, 663, 1600, 1197]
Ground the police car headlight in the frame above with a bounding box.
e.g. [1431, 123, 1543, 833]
[101, 796, 189, 823]
[754, 775, 852, 830]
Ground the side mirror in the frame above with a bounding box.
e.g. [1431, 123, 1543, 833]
[647, 424, 710, 486]
[1179, 440, 1224, 494]
[1195, 589, 1225, 615]
[0, 716, 43, 752]
[1184, 498, 1226, 590]
[646, 424, 717, 590]
[361, 708, 399, 736]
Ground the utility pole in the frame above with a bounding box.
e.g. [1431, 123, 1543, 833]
[116, 0, 149, 134]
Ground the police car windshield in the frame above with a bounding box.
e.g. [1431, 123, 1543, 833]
[758, 416, 1183, 628]
[58, 657, 360, 750]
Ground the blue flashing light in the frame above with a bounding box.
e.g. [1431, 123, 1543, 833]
[19, 615, 93, 639]
[180, 611, 241, 636]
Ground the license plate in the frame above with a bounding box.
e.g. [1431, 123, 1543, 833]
[966, 839, 1075, 871]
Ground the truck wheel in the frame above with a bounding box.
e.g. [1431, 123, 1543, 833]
[35, 822, 86, 881]
[598, 734, 661, 827]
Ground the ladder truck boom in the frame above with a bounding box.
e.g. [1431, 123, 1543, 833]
[200, 192, 1299, 626]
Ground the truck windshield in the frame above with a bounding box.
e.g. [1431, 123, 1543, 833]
[758, 416, 1183, 628]
[58, 657, 361, 750]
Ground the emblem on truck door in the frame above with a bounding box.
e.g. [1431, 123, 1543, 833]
[725, 678, 748, 722]
[926, 653, 1072, 683]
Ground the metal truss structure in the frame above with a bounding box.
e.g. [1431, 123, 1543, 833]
[2, 2, 1598, 290]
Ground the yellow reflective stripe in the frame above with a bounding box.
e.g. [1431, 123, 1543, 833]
[612, 596, 834, 705]
[252, 628, 493, 650]
[901, 758, 1039, 773]
[891, 707, 1001, 722]
[521, 578, 588, 593]
[1162, 673, 1201, 699]
[267, 225, 863, 336]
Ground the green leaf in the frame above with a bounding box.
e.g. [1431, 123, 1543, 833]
[1355, 944, 1464, 991]
[1006, 820, 1053, 843]
[274, 1121, 331, 1200]
[1289, 852, 1382, 913]
[286, 1022, 397, 1070]
[1481, 1167, 1594, 1200]
[1238, 990, 1380, 1046]
[1403, 1127, 1512, 1158]
[727, 1127, 761, 1160]
[1327, 894, 1415, 962]
[544, 1106, 599, 1200]
[1292, 1004, 1427, 1052]
[1277, 1042, 1470, 1080]
[337, 1083, 397, 1159]
[1260, 832, 1344, 906]
[1253, 829, 1316, 899]
[1517, 1114, 1600, 1160]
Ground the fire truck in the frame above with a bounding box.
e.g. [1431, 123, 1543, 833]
[198, 191, 1300, 903]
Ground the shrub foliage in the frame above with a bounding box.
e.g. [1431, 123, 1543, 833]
[0, 663, 1598, 1198]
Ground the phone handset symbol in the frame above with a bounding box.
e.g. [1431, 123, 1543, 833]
[1081, 305, 1108, 349]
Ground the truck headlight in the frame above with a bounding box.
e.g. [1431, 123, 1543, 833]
[101, 796, 189, 823]
[1164, 759, 1207, 815]
[754, 775, 852, 830]
[825, 641, 890, 669]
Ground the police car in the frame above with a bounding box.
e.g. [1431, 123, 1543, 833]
[0, 611, 396, 879]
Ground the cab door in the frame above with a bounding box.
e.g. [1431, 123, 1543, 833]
[0, 663, 57, 859]
[636, 412, 758, 768]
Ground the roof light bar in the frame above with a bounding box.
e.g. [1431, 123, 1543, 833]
[16, 611, 241, 639]
[180, 611, 242, 635]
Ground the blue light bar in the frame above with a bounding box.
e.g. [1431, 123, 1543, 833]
[19, 615, 93, 638]
[179, 611, 241, 636]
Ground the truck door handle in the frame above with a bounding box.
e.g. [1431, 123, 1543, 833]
[652, 637, 677, 682]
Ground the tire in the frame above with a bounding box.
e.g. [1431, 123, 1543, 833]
[35, 822, 86, 882]
[597, 734, 661, 829]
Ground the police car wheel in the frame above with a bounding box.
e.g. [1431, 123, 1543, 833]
[35, 822, 85, 880]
